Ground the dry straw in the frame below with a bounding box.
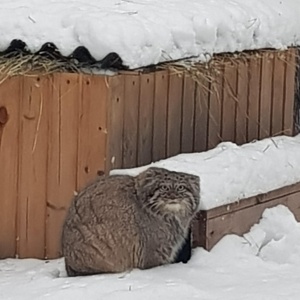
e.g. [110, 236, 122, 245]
[163, 48, 298, 92]
[0, 52, 80, 85]
[0, 47, 298, 82]
[161, 47, 300, 137]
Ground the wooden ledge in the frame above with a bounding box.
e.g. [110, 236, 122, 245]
[192, 182, 300, 250]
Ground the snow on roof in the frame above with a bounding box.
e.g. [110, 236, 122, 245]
[1, 0, 299, 69]
[110, 134, 300, 210]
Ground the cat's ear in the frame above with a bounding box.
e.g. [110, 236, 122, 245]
[189, 174, 200, 188]
[135, 167, 161, 191]
[188, 175, 200, 203]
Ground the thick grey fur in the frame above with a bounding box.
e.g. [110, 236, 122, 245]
[62, 167, 200, 276]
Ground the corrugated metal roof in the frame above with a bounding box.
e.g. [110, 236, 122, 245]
[0, 39, 128, 71]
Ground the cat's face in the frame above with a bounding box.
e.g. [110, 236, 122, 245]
[135, 167, 200, 216]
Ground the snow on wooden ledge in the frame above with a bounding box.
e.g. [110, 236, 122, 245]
[110, 134, 300, 210]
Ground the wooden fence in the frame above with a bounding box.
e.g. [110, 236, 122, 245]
[0, 74, 108, 259]
[107, 49, 297, 170]
[0, 48, 297, 259]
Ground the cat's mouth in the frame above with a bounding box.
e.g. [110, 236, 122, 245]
[167, 199, 179, 204]
[164, 200, 184, 212]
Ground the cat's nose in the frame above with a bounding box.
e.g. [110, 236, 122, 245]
[170, 193, 177, 199]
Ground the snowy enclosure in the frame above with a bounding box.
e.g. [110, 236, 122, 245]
[0, 2, 300, 298]
[0, 1, 299, 261]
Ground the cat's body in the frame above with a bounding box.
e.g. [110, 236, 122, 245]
[62, 167, 200, 276]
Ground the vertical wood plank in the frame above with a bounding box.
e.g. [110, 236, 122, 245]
[18, 76, 48, 258]
[194, 74, 209, 152]
[296, 49, 300, 135]
[236, 59, 248, 144]
[247, 56, 261, 142]
[208, 67, 223, 149]
[222, 62, 237, 142]
[271, 52, 285, 136]
[123, 75, 139, 168]
[192, 212, 208, 249]
[259, 52, 273, 139]
[77, 75, 108, 189]
[45, 74, 60, 259]
[138, 73, 154, 166]
[106, 75, 125, 171]
[167, 73, 183, 157]
[181, 73, 195, 153]
[283, 49, 296, 136]
[0, 77, 20, 258]
[46, 73, 80, 259]
[153, 70, 168, 161]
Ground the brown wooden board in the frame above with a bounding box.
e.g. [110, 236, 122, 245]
[181, 73, 195, 153]
[0, 77, 20, 258]
[167, 73, 183, 157]
[235, 60, 249, 144]
[271, 53, 285, 136]
[137, 73, 154, 166]
[153, 70, 168, 161]
[106, 75, 125, 171]
[46, 73, 80, 259]
[247, 56, 261, 142]
[259, 53, 273, 139]
[205, 182, 300, 220]
[222, 62, 237, 141]
[194, 73, 209, 152]
[45, 74, 60, 259]
[192, 182, 300, 250]
[18, 76, 48, 258]
[191, 211, 208, 249]
[283, 49, 297, 136]
[123, 74, 140, 168]
[207, 68, 223, 149]
[77, 75, 108, 188]
[204, 190, 300, 250]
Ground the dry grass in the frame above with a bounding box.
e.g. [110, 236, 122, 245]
[162, 48, 299, 85]
[0, 47, 298, 82]
[159, 47, 300, 138]
[0, 52, 80, 84]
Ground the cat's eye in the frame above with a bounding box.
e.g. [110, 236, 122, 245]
[176, 184, 186, 192]
[160, 185, 169, 192]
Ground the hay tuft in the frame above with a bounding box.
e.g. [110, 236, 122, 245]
[0, 52, 80, 84]
[157, 47, 300, 138]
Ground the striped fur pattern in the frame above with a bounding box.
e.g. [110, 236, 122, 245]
[62, 167, 200, 276]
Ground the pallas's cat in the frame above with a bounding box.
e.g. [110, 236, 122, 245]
[62, 167, 200, 276]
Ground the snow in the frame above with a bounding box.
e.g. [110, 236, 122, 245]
[0, 0, 300, 68]
[1, 205, 300, 299]
[111, 134, 300, 210]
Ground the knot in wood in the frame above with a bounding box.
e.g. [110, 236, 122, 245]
[0, 106, 8, 125]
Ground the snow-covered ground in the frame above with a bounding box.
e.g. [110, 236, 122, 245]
[0, 0, 299, 68]
[0, 205, 299, 299]
[111, 134, 300, 210]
